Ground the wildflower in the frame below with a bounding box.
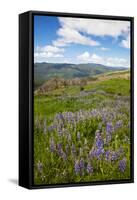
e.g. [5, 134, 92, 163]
[56, 113, 64, 122]
[115, 120, 123, 129]
[79, 158, 84, 169]
[58, 129, 63, 136]
[95, 130, 101, 139]
[48, 124, 57, 132]
[87, 163, 93, 174]
[111, 151, 119, 161]
[49, 138, 56, 152]
[119, 158, 126, 173]
[106, 122, 114, 133]
[37, 161, 43, 174]
[61, 151, 67, 161]
[105, 150, 110, 161]
[57, 143, 62, 155]
[102, 114, 107, 123]
[95, 148, 104, 159]
[74, 160, 80, 175]
[96, 138, 104, 149]
[118, 146, 124, 155]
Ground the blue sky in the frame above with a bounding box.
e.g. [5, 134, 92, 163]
[34, 15, 130, 67]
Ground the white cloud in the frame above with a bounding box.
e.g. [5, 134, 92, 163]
[35, 45, 64, 53]
[120, 34, 130, 48]
[58, 17, 130, 38]
[52, 39, 68, 47]
[34, 45, 64, 62]
[77, 52, 103, 63]
[77, 51, 129, 67]
[55, 26, 100, 46]
[56, 17, 130, 49]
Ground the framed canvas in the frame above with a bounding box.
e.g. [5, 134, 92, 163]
[19, 11, 134, 189]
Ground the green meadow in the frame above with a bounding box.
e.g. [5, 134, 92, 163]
[34, 71, 131, 185]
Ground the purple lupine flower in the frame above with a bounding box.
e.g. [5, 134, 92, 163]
[74, 160, 80, 175]
[95, 148, 104, 159]
[90, 148, 104, 160]
[87, 163, 93, 174]
[48, 124, 57, 132]
[102, 113, 107, 123]
[111, 151, 119, 161]
[37, 161, 43, 174]
[49, 138, 56, 152]
[58, 129, 63, 136]
[79, 158, 84, 169]
[115, 120, 123, 129]
[119, 158, 126, 173]
[95, 130, 101, 139]
[61, 151, 67, 161]
[105, 150, 110, 161]
[47, 126, 52, 132]
[57, 143, 62, 155]
[56, 113, 64, 122]
[106, 122, 114, 133]
[96, 138, 104, 149]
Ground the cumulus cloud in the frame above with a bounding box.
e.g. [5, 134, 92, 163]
[58, 17, 130, 38]
[35, 45, 64, 53]
[77, 51, 129, 67]
[55, 17, 130, 49]
[55, 27, 100, 46]
[77, 52, 103, 63]
[52, 18, 106, 47]
[34, 45, 64, 62]
[120, 34, 130, 49]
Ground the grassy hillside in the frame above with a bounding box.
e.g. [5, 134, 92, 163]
[34, 70, 131, 185]
[34, 62, 127, 88]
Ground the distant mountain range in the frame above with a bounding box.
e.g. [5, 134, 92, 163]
[34, 62, 127, 88]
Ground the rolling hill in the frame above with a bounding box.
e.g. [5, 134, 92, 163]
[34, 62, 127, 88]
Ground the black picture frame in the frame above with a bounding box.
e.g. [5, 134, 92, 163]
[19, 10, 134, 189]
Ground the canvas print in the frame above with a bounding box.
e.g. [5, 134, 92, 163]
[34, 15, 132, 185]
